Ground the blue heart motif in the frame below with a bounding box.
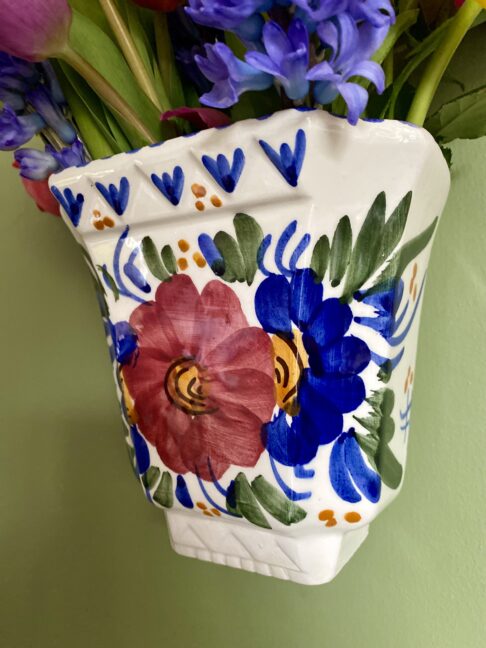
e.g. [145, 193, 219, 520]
[95, 177, 130, 216]
[151, 165, 184, 206]
[202, 147, 245, 193]
[50, 186, 84, 227]
[259, 128, 306, 187]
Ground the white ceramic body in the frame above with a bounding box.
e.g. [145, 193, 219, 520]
[50, 109, 450, 585]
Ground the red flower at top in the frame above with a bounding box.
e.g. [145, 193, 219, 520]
[122, 274, 276, 481]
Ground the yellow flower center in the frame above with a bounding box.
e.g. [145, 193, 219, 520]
[272, 330, 308, 416]
[164, 357, 217, 416]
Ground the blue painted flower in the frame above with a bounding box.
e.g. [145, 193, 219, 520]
[195, 42, 273, 109]
[109, 320, 138, 364]
[307, 13, 387, 124]
[95, 177, 130, 216]
[0, 104, 45, 150]
[259, 128, 306, 187]
[14, 147, 59, 180]
[151, 165, 184, 206]
[246, 18, 310, 101]
[50, 186, 84, 227]
[329, 429, 381, 503]
[202, 146, 245, 192]
[186, 0, 266, 40]
[26, 86, 76, 144]
[255, 269, 371, 467]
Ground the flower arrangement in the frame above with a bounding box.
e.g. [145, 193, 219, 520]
[0, 0, 485, 216]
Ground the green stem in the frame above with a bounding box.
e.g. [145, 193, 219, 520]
[60, 46, 157, 145]
[407, 0, 482, 126]
[98, 0, 162, 111]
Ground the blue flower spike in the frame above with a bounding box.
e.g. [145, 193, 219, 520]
[151, 165, 184, 206]
[259, 128, 306, 187]
[202, 147, 245, 193]
[95, 177, 130, 216]
[50, 186, 84, 227]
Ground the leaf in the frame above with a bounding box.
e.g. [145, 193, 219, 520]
[378, 192, 412, 266]
[68, 0, 112, 34]
[69, 10, 162, 148]
[154, 13, 186, 110]
[342, 193, 386, 299]
[425, 85, 486, 143]
[97, 264, 120, 301]
[141, 237, 170, 281]
[234, 473, 271, 529]
[225, 480, 242, 518]
[153, 472, 173, 508]
[102, 104, 132, 152]
[233, 213, 264, 285]
[213, 232, 246, 283]
[371, 217, 438, 290]
[310, 234, 330, 283]
[161, 245, 177, 275]
[251, 476, 307, 526]
[141, 466, 161, 490]
[329, 216, 352, 287]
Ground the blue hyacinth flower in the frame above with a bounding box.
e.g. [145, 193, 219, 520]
[259, 128, 306, 187]
[329, 431, 381, 503]
[50, 186, 85, 227]
[14, 147, 59, 180]
[202, 147, 245, 193]
[151, 165, 184, 206]
[294, 0, 347, 22]
[26, 86, 77, 145]
[95, 177, 130, 216]
[195, 42, 273, 109]
[47, 140, 87, 170]
[0, 104, 45, 151]
[245, 18, 310, 101]
[186, 0, 266, 40]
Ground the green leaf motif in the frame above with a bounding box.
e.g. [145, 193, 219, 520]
[161, 245, 178, 275]
[234, 473, 271, 529]
[354, 389, 403, 490]
[342, 192, 386, 299]
[310, 234, 330, 283]
[213, 231, 246, 283]
[153, 472, 173, 508]
[330, 216, 352, 287]
[142, 236, 170, 281]
[425, 85, 486, 143]
[141, 466, 161, 491]
[97, 264, 120, 301]
[233, 213, 264, 285]
[251, 476, 307, 526]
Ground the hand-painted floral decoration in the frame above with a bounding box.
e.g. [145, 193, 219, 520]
[121, 274, 276, 481]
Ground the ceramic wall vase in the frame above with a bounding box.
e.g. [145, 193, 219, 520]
[50, 109, 450, 585]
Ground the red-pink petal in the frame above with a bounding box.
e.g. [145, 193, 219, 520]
[161, 107, 231, 130]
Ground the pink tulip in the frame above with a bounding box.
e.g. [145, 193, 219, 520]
[0, 0, 72, 62]
[14, 161, 61, 216]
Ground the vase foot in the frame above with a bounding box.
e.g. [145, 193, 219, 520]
[165, 511, 369, 585]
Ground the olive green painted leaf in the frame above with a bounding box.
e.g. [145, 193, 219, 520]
[141, 466, 161, 491]
[225, 481, 242, 518]
[153, 472, 173, 508]
[342, 193, 386, 299]
[370, 217, 438, 291]
[378, 192, 412, 267]
[354, 388, 403, 490]
[161, 245, 178, 275]
[213, 232, 246, 283]
[233, 213, 264, 285]
[234, 473, 271, 529]
[310, 234, 330, 283]
[142, 237, 170, 281]
[97, 264, 120, 301]
[251, 476, 307, 526]
[425, 85, 486, 143]
[329, 216, 352, 287]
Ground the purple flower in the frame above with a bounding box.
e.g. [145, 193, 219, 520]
[0, 104, 44, 150]
[307, 14, 386, 124]
[0, 0, 72, 62]
[186, 0, 266, 40]
[26, 86, 76, 144]
[0, 52, 39, 84]
[41, 61, 66, 106]
[195, 42, 273, 109]
[14, 148, 59, 180]
[294, 0, 347, 22]
[246, 19, 310, 101]
[47, 140, 87, 169]
[0, 87, 25, 111]
[348, 0, 395, 28]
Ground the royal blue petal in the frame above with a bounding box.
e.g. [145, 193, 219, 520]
[344, 433, 381, 503]
[306, 298, 352, 350]
[306, 371, 366, 413]
[175, 475, 193, 508]
[319, 335, 371, 375]
[290, 268, 323, 329]
[111, 320, 138, 364]
[255, 274, 292, 335]
[297, 374, 343, 445]
[329, 435, 361, 503]
[262, 409, 320, 467]
[130, 426, 150, 475]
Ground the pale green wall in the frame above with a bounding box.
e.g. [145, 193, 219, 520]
[1, 40, 486, 648]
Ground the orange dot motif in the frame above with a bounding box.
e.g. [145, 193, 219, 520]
[344, 512, 361, 524]
[196, 501, 221, 517]
[91, 209, 115, 231]
[318, 509, 338, 527]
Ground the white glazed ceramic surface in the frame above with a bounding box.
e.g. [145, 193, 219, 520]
[50, 109, 450, 585]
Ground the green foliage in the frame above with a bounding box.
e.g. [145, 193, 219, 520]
[141, 466, 161, 491]
[153, 472, 174, 508]
[97, 264, 119, 301]
[141, 237, 171, 282]
[329, 216, 352, 287]
[233, 213, 264, 285]
[354, 388, 403, 489]
[161, 245, 178, 276]
[310, 234, 330, 284]
[234, 473, 271, 529]
[425, 85, 486, 142]
[251, 476, 307, 526]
